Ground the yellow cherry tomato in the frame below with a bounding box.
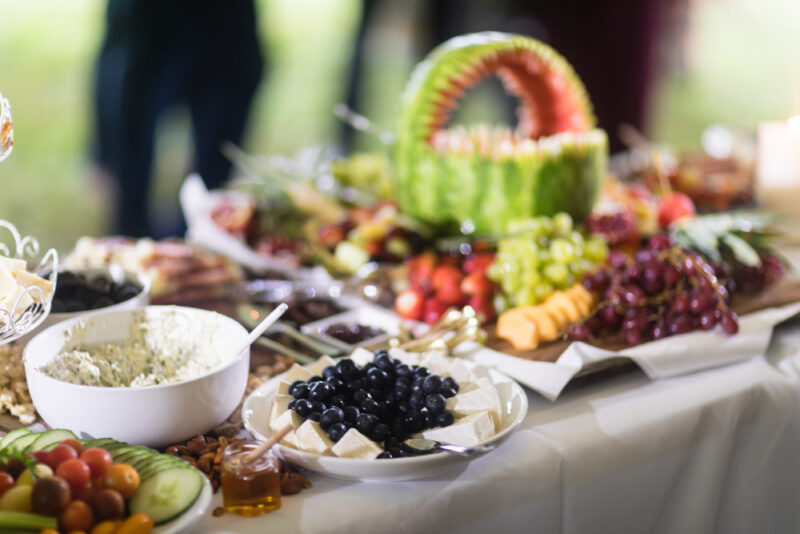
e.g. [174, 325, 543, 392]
[100, 464, 140, 499]
[90, 520, 123, 534]
[116, 513, 154, 534]
[0, 484, 33, 512]
[38, 529, 59, 534]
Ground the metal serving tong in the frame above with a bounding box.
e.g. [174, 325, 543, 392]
[236, 303, 343, 365]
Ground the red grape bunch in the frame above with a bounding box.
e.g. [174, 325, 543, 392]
[573, 234, 740, 346]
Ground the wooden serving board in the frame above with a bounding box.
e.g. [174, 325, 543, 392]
[485, 274, 800, 364]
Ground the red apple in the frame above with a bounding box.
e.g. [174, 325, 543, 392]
[395, 288, 425, 320]
[658, 192, 696, 229]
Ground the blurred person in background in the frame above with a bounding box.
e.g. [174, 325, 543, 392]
[92, 0, 264, 238]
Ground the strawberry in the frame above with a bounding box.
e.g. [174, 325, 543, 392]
[460, 270, 493, 296]
[467, 295, 495, 323]
[395, 288, 425, 321]
[435, 281, 466, 306]
[431, 265, 463, 290]
[422, 298, 448, 325]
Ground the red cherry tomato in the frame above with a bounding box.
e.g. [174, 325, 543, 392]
[49, 444, 79, 469]
[59, 438, 84, 456]
[56, 459, 91, 493]
[80, 448, 113, 479]
[59, 499, 94, 532]
[0, 471, 14, 497]
[32, 450, 51, 467]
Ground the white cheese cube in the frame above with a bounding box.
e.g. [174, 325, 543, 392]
[283, 363, 313, 384]
[420, 350, 452, 376]
[11, 270, 52, 300]
[445, 377, 502, 425]
[282, 430, 297, 448]
[0, 265, 16, 301]
[331, 428, 382, 460]
[0, 256, 27, 272]
[349, 347, 374, 367]
[307, 355, 336, 376]
[389, 348, 420, 367]
[422, 410, 496, 447]
[270, 406, 303, 433]
[294, 420, 334, 455]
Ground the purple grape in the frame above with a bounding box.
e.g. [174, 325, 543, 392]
[570, 324, 592, 341]
[721, 311, 739, 335]
[671, 295, 689, 315]
[600, 305, 621, 326]
[648, 234, 673, 251]
[622, 286, 645, 306]
[634, 249, 653, 263]
[668, 315, 695, 335]
[689, 291, 712, 315]
[608, 250, 629, 270]
[663, 265, 681, 288]
[651, 320, 668, 340]
[624, 327, 643, 346]
[698, 311, 717, 330]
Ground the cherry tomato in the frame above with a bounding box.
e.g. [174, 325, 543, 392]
[60, 438, 85, 456]
[56, 459, 91, 493]
[59, 499, 94, 532]
[116, 513, 154, 534]
[74, 482, 97, 505]
[92, 488, 125, 520]
[39, 529, 59, 534]
[81, 448, 113, 479]
[100, 464, 139, 499]
[0, 472, 14, 497]
[49, 444, 79, 469]
[32, 450, 51, 466]
[91, 520, 123, 534]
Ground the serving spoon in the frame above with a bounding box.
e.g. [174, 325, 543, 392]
[402, 438, 498, 456]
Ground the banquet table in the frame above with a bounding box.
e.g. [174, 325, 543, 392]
[194, 315, 800, 534]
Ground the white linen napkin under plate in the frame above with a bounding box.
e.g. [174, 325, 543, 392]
[454, 302, 800, 401]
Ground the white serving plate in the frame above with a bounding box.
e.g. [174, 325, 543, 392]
[155, 475, 213, 534]
[242, 360, 528, 482]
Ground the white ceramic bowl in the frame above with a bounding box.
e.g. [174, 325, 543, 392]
[24, 306, 249, 447]
[41, 266, 151, 330]
[243, 361, 528, 481]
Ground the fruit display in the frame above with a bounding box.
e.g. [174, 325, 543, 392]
[0, 428, 209, 532]
[394, 32, 607, 234]
[487, 213, 608, 308]
[268, 349, 502, 458]
[314, 202, 429, 274]
[395, 249, 497, 325]
[496, 284, 596, 350]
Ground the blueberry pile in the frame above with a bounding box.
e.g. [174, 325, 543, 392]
[287, 350, 459, 458]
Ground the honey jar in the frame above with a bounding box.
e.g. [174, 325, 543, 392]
[221, 440, 282, 516]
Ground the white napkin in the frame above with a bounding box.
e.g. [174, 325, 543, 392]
[455, 302, 800, 401]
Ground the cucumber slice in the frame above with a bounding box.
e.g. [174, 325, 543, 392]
[114, 448, 156, 467]
[27, 429, 77, 453]
[83, 438, 123, 450]
[129, 467, 204, 524]
[110, 445, 151, 462]
[0, 429, 31, 453]
[137, 459, 192, 481]
[6, 433, 39, 454]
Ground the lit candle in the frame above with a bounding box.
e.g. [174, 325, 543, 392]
[757, 117, 800, 218]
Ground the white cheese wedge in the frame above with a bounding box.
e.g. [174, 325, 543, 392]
[1, 285, 33, 314]
[294, 420, 334, 455]
[420, 350, 451, 376]
[268, 394, 294, 429]
[447, 359, 475, 384]
[331, 428, 382, 460]
[389, 348, 420, 367]
[307, 355, 336, 376]
[281, 430, 297, 448]
[11, 270, 52, 299]
[277, 380, 293, 395]
[270, 405, 304, 433]
[0, 265, 16, 301]
[0, 257, 27, 273]
[445, 376, 502, 425]
[283, 363, 313, 384]
[421, 410, 496, 447]
[349, 347, 374, 367]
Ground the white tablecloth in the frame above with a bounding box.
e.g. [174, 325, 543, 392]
[197, 318, 800, 534]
